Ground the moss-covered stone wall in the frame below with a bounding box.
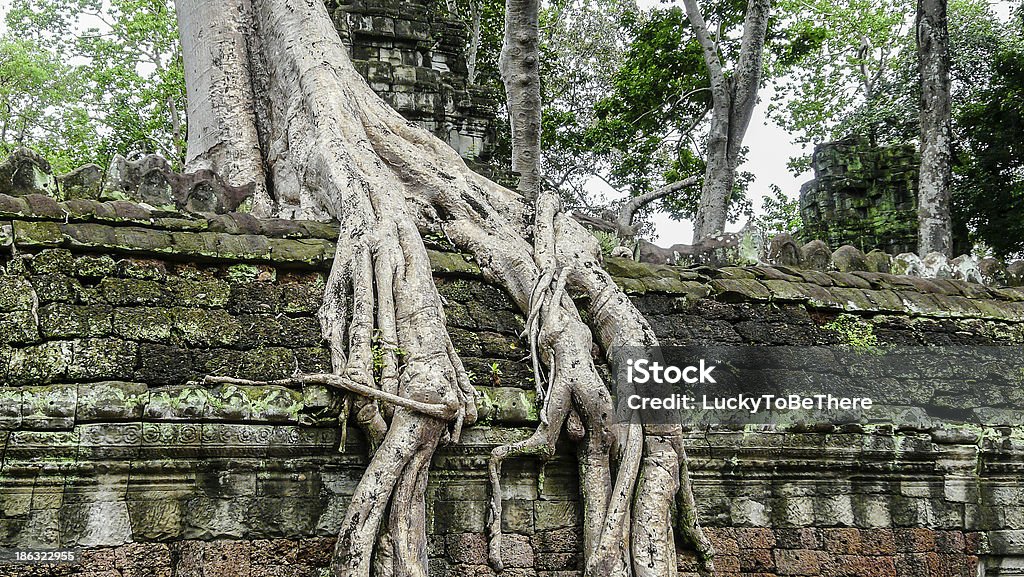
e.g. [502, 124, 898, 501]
[2, 192, 1024, 576]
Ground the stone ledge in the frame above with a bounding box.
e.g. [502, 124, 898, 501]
[3, 192, 1024, 321]
[0, 383, 539, 431]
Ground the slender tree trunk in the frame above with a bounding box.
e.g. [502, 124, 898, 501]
[684, 0, 770, 243]
[467, 1, 482, 84]
[916, 0, 953, 256]
[693, 115, 733, 241]
[174, 0, 712, 575]
[500, 0, 543, 199]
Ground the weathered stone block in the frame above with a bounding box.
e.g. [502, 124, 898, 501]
[113, 307, 173, 341]
[205, 384, 302, 423]
[182, 496, 252, 540]
[60, 499, 134, 547]
[736, 527, 777, 549]
[136, 343, 196, 385]
[773, 548, 824, 575]
[0, 275, 34, 311]
[165, 277, 231, 308]
[99, 277, 167, 305]
[19, 384, 77, 429]
[7, 340, 72, 385]
[38, 303, 112, 338]
[13, 220, 62, 247]
[0, 386, 23, 429]
[76, 382, 148, 422]
[74, 254, 118, 279]
[447, 532, 488, 564]
[501, 499, 534, 535]
[146, 386, 209, 421]
[0, 310, 38, 344]
[532, 527, 581, 554]
[68, 338, 138, 381]
[534, 501, 579, 532]
[171, 307, 241, 347]
[431, 500, 486, 534]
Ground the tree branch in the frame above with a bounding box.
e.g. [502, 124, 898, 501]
[725, 0, 772, 165]
[615, 176, 699, 234]
[682, 0, 729, 117]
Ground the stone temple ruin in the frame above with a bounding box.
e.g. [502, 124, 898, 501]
[798, 138, 920, 255]
[3, 2, 1024, 577]
[798, 137, 969, 257]
[330, 0, 499, 175]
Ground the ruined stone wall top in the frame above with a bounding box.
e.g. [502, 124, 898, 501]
[799, 139, 922, 255]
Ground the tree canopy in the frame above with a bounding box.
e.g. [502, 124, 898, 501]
[0, 0, 184, 172]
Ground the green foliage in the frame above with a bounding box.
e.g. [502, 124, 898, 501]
[768, 0, 916, 172]
[752, 184, 802, 236]
[824, 314, 880, 354]
[446, 0, 753, 227]
[586, 8, 706, 197]
[592, 230, 624, 257]
[578, 5, 758, 225]
[771, 0, 1022, 255]
[371, 329, 408, 380]
[0, 37, 87, 168]
[1, 0, 185, 172]
[954, 15, 1024, 258]
[770, 0, 1007, 171]
[537, 0, 639, 203]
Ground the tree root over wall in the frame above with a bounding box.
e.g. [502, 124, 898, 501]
[173, 0, 715, 574]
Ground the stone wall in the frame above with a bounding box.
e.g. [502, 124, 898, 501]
[329, 0, 498, 174]
[2, 192, 1024, 576]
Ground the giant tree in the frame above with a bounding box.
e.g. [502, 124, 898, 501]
[683, 0, 771, 242]
[174, 0, 712, 575]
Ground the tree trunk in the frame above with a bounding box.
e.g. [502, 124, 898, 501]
[916, 0, 953, 256]
[500, 0, 543, 199]
[173, 0, 712, 575]
[692, 115, 733, 241]
[467, 1, 482, 84]
[175, 0, 270, 213]
[684, 0, 770, 243]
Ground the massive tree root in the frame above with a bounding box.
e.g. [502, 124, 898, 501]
[173, 0, 713, 575]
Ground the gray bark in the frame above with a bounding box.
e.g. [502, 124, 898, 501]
[175, 0, 270, 213]
[174, 0, 711, 574]
[917, 0, 953, 256]
[500, 0, 543, 199]
[467, 1, 482, 84]
[684, 0, 771, 242]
